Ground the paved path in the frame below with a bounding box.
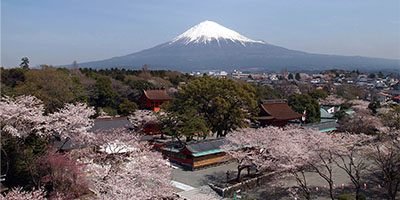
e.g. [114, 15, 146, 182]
[172, 162, 238, 188]
[171, 163, 238, 199]
[177, 186, 222, 200]
[171, 180, 196, 191]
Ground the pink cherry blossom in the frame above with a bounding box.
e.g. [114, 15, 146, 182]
[319, 94, 346, 106]
[0, 95, 46, 138]
[0, 187, 46, 200]
[128, 109, 160, 132]
[83, 129, 174, 200]
[43, 103, 95, 141]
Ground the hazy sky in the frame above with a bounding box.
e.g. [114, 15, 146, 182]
[1, 0, 399, 68]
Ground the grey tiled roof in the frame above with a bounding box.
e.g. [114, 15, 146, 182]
[90, 117, 134, 132]
[186, 139, 226, 153]
[304, 121, 338, 131]
[53, 138, 85, 151]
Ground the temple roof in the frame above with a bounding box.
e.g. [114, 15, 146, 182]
[259, 100, 302, 120]
[142, 90, 172, 100]
[186, 138, 225, 153]
[90, 117, 134, 132]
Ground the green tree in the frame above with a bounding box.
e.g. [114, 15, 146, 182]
[168, 76, 258, 137]
[94, 76, 116, 107]
[97, 107, 118, 117]
[368, 73, 376, 79]
[119, 100, 138, 116]
[288, 73, 294, 80]
[378, 71, 385, 79]
[295, 73, 301, 81]
[20, 57, 30, 70]
[1, 132, 48, 189]
[159, 108, 209, 143]
[14, 66, 74, 112]
[252, 84, 283, 102]
[126, 79, 153, 90]
[309, 89, 328, 99]
[368, 101, 381, 114]
[125, 79, 155, 99]
[288, 94, 321, 123]
[1, 68, 25, 88]
[1, 68, 26, 96]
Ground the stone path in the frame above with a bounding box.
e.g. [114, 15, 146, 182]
[171, 180, 196, 191]
[177, 185, 222, 200]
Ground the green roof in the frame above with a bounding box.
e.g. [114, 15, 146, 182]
[345, 109, 355, 115]
[318, 127, 337, 133]
[192, 149, 224, 157]
[320, 108, 334, 118]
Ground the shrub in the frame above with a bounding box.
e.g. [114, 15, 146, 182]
[338, 193, 355, 200]
[356, 192, 366, 200]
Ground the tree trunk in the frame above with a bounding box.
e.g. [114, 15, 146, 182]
[293, 171, 311, 200]
[355, 186, 360, 200]
[328, 181, 334, 200]
[388, 181, 399, 200]
[217, 130, 223, 138]
[236, 166, 245, 182]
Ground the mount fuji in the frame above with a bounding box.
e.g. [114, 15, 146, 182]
[76, 20, 399, 72]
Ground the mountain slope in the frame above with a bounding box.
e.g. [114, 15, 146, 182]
[76, 21, 399, 72]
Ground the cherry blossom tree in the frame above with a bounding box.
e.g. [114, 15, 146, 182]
[223, 126, 374, 200]
[0, 96, 49, 192]
[1, 96, 95, 199]
[304, 132, 372, 200]
[338, 112, 383, 135]
[43, 103, 95, 141]
[0, 187, 66, 200]
[128, 110, 159, 132]
[332, 134, 371, 200]
[83, 128, 174, 200]
[319, 94, 346, 106]
[223, 126, 317, 199]
[273, 81, 301, 97]
[0, 187, 46, 200]
[0, 96, 175, 199]
[0, 95, 46, 138]
[337, 99, 385, 135]
[222, 128, 267, 182]
[378, 105, 400, 130]
[349, 99, 371, 114]
[363, 132, 400, 200]
[0, 96, 95, 142]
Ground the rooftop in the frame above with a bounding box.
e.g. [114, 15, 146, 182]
[90, 117, 134, 132]
[142, 90, 173, 100]
[259, 100, 302, 120]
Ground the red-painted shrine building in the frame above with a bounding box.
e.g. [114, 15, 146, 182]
[139, 89, 172, 111]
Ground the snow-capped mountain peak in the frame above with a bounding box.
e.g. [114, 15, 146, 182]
[170, 20, 265, 46]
